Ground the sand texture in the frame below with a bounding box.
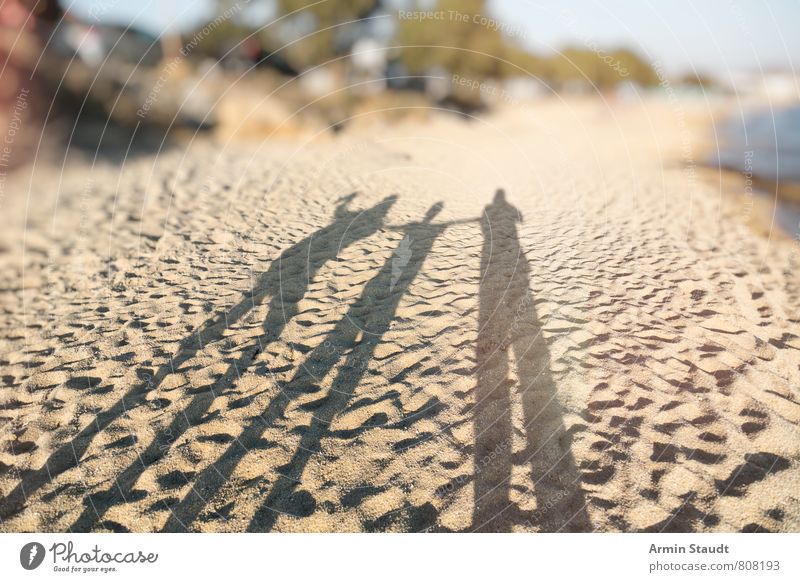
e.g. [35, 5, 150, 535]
[1, 100, 799, 532]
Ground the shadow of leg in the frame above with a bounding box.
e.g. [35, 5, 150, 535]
[165, 203, 445, 532]
[60, 196, 396, 531]
[514, 295, 591, 532]
[473, 190, 590, 532]
[472, 238, 515, 531]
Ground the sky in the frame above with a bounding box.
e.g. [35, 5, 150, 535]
[61, 0, 218, 36]
[60, 0, 800, 76]
[491, 0, 800, 76]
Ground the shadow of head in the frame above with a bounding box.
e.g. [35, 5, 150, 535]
[336, 193, 398, 218]
[336, 192, 358, 207]
[424, 202, 444, 222]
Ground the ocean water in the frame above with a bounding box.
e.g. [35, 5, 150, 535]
[714, 104, 800, 236]
[715, 104, 800, 184]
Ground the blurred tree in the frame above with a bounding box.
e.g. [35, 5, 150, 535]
[612, 48, 659, 86]
[184, 0, 660, 91]
[397, 0, 506, 78]
[396, 1, 657, 89]
[273, 0, 379, 70]
[552, 46, 658, 89]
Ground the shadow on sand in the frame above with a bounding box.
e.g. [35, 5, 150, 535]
[472, 189, 589, 532]
[1, 194, 396, 529]
[3, 190, 593, 533]
[162, 203, 447, 531]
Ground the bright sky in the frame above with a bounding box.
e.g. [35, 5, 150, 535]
[60, 0, 218, 36]
[61, 0, 800, 76]
[491, 0, 800, 75]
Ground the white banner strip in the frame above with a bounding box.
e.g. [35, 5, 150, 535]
[1, 533, 797, 581]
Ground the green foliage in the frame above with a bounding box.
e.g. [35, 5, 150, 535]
[274, 0, 379, 70]
[185, 0, 660, 88]
[397, 0, 506, 78]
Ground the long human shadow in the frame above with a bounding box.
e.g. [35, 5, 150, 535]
[1, 194, 396, 525]
[472, 189, 590, 532]
[163, 203, 446, 532]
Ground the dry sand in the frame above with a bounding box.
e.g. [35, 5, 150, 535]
[0, 99, 799, 532]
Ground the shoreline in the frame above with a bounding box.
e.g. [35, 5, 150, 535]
[709, 101, 800, 238]
[690, 100, 800, 244]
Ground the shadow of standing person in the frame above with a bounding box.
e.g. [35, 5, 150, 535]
[473, 189, 590, 532]
[163, 203, 447, 532]
[63, 194, 397, 531]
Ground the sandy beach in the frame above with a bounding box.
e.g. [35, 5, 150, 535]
[1, 98, 798, 532]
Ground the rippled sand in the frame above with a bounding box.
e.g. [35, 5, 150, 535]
[1, 99, 798, 532]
